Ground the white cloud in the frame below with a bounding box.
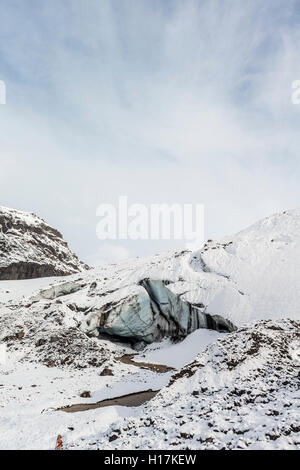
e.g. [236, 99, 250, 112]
[87, 243, 131, 267]
[0, 0, 300, 264]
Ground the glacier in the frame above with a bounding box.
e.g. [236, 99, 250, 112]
[94, 279, 236, 344]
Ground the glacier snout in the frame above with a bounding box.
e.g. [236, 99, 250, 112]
[93, 279, 236, 345]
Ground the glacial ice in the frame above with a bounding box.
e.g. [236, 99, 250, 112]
[33, 281, 82, 301]
[93, 279, 236, 344]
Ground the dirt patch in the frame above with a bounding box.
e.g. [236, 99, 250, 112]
[57, 389, 159, 413]
[116, 354, 175, 373]
[167, 360, 201, 386]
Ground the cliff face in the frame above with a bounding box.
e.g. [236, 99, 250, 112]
[0, 206, 88, 280]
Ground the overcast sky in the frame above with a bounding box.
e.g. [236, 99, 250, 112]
[0, 0, 300, 265]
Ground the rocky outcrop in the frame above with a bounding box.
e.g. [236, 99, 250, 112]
[0, 206, 88, 280]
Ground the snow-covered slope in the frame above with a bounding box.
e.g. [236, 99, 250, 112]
[0, 206, 88, 280]
[190, 208, 300, 324]
[97, 318, 300, 450]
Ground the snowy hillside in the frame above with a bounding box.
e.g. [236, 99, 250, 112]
[190, 208, 300, 324]
[0, 208, 299, 450]
[97, 318, 300, 450]
[0, 206, 89, 280]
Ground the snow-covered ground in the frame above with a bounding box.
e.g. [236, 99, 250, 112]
[0, 329, 219, 450]
[136, 329, 222, 368]
[96, 319, 300, 450]
[0, 208, 299, 449]
[0, 276, 66, 303]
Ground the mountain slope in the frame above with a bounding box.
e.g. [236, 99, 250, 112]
[190, 208, 300, 324]
[0, 206, 88, 280]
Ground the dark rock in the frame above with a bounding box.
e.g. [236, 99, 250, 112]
[67, 303, 77, 312]
[100, 368, 114, 377]
[0, 206, 89, 280]
[50, 336, 59, 343]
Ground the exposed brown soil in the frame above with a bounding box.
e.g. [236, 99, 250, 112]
[58, 389, 159, 413]
[116, 354, 175, 373]
[57, 353, 172, 413]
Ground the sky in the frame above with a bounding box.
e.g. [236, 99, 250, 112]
[0, 0, 300, 266]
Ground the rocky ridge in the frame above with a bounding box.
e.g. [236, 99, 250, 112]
[0, 206, 88, 280]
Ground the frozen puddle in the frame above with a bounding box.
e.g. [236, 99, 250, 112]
[58, 389, 159, 413]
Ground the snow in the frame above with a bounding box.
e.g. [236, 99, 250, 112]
[0, 206, 49, 229]
[136, 329, 222, 368]
[95, 319, 300, 450]
[0, 208, 300, 449]
[0, 276, 68, 303]
[188, 208, 300, 325]
[0, 331, 216, 450]
[0, 358, 136, 450]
